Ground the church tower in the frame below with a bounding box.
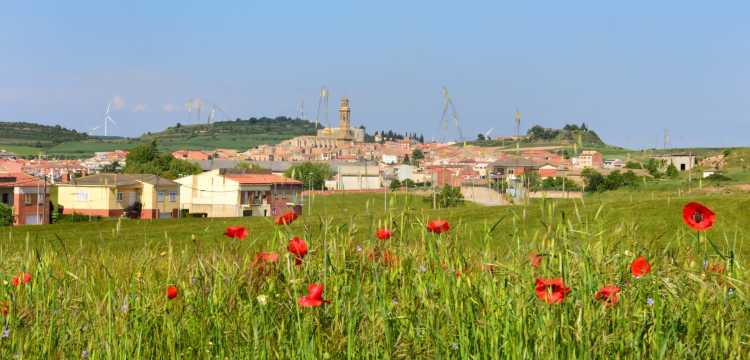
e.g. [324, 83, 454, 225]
[338, 97, 350, 131]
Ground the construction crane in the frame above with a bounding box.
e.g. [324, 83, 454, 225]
[440, 86, 464, 144]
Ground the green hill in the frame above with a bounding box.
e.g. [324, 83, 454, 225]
[0, 117, 320, 157]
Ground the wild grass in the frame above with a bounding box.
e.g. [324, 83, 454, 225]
[0, 193, 748, 358]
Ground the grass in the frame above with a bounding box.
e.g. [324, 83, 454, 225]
[0, 192, 748, 358]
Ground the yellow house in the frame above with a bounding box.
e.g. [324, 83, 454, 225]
[57, 174, 180, 219]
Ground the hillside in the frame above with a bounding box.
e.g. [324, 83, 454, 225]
[470, 123, 609, 148]
[0, 117, 320, 157]
[140, 116, 319, 151]
[0, 121, 89, 148]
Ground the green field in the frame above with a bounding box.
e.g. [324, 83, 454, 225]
[0, 192, 747, 357]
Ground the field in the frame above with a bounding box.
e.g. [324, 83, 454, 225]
[0, 191, 748, 358]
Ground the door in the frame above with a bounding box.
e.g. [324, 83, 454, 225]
[128, 192, 137, 206]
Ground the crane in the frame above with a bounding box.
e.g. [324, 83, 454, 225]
[440, 86, 464, 144]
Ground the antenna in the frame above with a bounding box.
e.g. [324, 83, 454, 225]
[514, 108, 521, 138]
[440, 86, 464, 143]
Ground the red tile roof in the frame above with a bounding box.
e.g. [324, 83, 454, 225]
[226, 174, 303, 185]
[0, 172, 47, 188]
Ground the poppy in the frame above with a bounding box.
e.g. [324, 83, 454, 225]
[275, 211, 298, 225]
[166, 285, 178, 300]
[298, 283, 329, 307]
[595, 284, 621, 306]
[630, 256, 651, 278]
[367, 249, 398, 267]
[529, 253, 543, 268]
[252, 251, 280, 271]
[534, 278, 571, 304]
[376, 228, 392, 241]
[426, 219, 450, 234]
[0, 301, 8, 317]
[11, 272, 31, 287]
[707, 262, 725, 274]
[682, 202, 715, 231]
[287, 236, 309, 265]
[223, 226, 248, 240]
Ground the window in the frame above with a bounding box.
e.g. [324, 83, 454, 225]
[24, 194, 33, 205]
[169, 192, 176, 202]
[116, 192, 124, 201]
[157, 191, 165, 202]
[76, 191, 88, 201]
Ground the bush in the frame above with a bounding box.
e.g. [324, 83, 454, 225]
[624, 161, 642, 169]
[427, 185, 464, 208]
[705, 173, 732, 183]
[0, 203, 12, 226]
[538, 177, 580, 191]
[57, 213, 103, 223]
[389, 179, 401, 191]
[666, 164, 679, 179]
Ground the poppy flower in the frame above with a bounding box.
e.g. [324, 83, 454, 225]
[630, 256, 651, 278]
[287, 236, 309, 265]
[534, 278, 571, 304]
[376, 228, 392, 241]
[682, 202, 715, 231]
[595, 284, 621, 306]
[252, 251, 279, 271]
[426, 219, 450, 234]
[298, 283, 329, 307]
[0, 301, 8, 317]
[707, 262, 725, 274]
[10, 272, 31, 287]
[166, 285, 178, 300]
[367, 249, 398, 267]
[223, 226, 248, 240]
[275, 211, 298, 225]
[529, 253, 543, 268]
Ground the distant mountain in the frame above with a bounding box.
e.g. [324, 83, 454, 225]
[0, 117, 321, 158]
[0, 121, 89, 147]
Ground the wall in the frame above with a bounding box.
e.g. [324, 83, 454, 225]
[57, 185, 113, 214]
[141, 182, 179, 218]
[12, 186, 49, 225]
[176, 171, 241, 217]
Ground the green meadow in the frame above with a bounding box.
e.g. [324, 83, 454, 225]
[0, 191, 748, 358]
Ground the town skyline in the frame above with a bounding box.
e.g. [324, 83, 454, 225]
[2, 1, 749, 149]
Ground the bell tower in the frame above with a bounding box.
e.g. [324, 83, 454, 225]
[338, 97, 350, 131]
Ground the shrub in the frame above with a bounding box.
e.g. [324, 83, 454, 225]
[0, 203, 12, 226]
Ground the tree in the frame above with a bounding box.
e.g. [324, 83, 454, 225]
[123, 141, 201, 179]
[644, 158, 661, 178]
[434, 185, 464, 208]
[284, 162, 333, 190]
[581, 168, 605, 192]
[235, 161, 263, 171]
[411, 149, 424, 162]
[477, 133, 486, 141]
[666, 163, 679, 179]
[389, 179, 401, 191]
[0, 203, 12, 226]
[624, 161, 642, 169]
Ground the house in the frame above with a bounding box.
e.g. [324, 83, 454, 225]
[574, 150, 603, 169]
[538, 164, 558, 178]
[330, 163, 382, 190]
[0, 172, 50, 225]
[176, 169, 303, 217]
[652, 154, 696, 172]
[489, 158, 544, 180]
[57, 174, 180, 219]
[172, 150, 213, 161]
[381, 154, 399, 165]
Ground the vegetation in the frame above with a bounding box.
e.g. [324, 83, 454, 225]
[0, 203, 12, 226]
[0, 192, 747, 357]
[536, 176, 581, 191]
[0, 121, 89, 148]
[582, 168, 641, 192]
[123, 141, 202, 179]
[525, 123, 604, 145]
[284, 162, 333, 190]
[433, 185, 464, 208]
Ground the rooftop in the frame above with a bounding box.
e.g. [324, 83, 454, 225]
[68, 174, 178, 187]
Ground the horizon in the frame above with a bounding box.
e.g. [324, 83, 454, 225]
[1, 1, 748, 149]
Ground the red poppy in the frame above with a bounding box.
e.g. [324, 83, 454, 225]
[594, 284, 621, 306]
[287, 236, 309, 265]
[708, 262, 725, 274]
[223, 226, 248, 240]
[166, 285, 178, 300]
[376, 228, 392, 241]
[298, 283, 329, 307]
[630, 256, 651, 278]
[252, 251, 279, 271]
[534, 278, 571, 304]
[426, 219, 450, 234]
[275, 211, 298, 225]
[682, 202, 715, 231]
[11, 272, 31, 287]
[529, 253, 543, 268]
[0, 301, 8, 317]
[367, 249, 398, 266]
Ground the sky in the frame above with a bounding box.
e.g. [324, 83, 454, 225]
[1, 1, 748, 149]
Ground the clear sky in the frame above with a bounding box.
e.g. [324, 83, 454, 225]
[1, 1, 748, 149]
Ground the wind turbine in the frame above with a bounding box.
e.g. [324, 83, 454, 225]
[103, 103, 117, 137]
[484, 128, 494, 139]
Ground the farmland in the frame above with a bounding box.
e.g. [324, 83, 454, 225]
[0, 190, 747, 358]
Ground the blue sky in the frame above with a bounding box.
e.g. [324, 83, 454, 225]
[1, 1, 748, 148]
